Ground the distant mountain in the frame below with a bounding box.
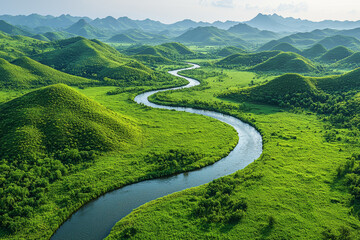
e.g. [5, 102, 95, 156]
[108, 29, 168, 43]
[169, 19, 210, 30]
[246, 13, 360, 32]
[65, 19, 106, 38]
[90, 16, 128, 32]
[176, 26, 247, 46]
[216, 51, 280, 66]
[228, 23, 279, 42]
[335, 52, 360, 68]
[0, 14, 92, 28]
[0, 20, 32, 36]
[213, 46, 246, 57]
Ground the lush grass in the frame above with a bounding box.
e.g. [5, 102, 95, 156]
[216, 51, 280, 68]
[319, 46, 354, 63]
[0, 57, 96, 89]
[106, 66, 360, 239]
[0, 83, 239, 239]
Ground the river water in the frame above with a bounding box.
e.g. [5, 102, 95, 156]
[51, 64, 262, 240]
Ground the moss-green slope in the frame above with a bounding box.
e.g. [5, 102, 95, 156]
[301, 44, 327, 59]
[271, 42, 301, 53]
[32, 37, 153, 83]
[216, 51, 280, 67]
[0, 84, 141, 160]
[250, 52, 317, 73]
[319, 46, 354, 63]
[0, 57, 95, 88]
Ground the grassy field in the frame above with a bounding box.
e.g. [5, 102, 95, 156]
[106, 66, 360, 239]
[0, 84, 238, 239]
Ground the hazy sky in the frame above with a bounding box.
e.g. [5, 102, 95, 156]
[1, 0, 360, 23]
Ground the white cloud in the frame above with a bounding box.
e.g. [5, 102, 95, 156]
[276, 2, 308, 13]
[212, 0, 235, 8]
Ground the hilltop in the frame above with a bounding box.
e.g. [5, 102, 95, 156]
[301, 44, 327, 59]
[213, 46, 246, 57]
[250, 52, 317, 73]
[175, 26, 247, 46]
[335, 52, 360, 68]
[316, 68, 360, 92]
[124, 42, 195, 61]
[0, 57, 95, 89]
[216, 51, 280, 67]
[0, 84, 141, 160]
[317, 35, 360, 51]
[271, 42, 301, 53]
[65, 19, 106, 39]
[318, 46, 353, 63]
[0, 20, 32, 36]
[32, 37, 154, 85]
[107, 29, 168, 44]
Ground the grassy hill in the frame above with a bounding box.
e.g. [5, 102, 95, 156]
[334, 52, 360, 68]
[213, 46, 246, 57]
[0, 33, 55, 61]
[316, 68, 360, 92]
[0, 20, 32, 36]
[175, 26, 248, 46]
[0, 57, 96, 89]
[317, 35, 360, 51]
[65, 19, 106, 39]
[124, 42, 195, 60]
[107, 29, 168, 44]
[319, 46, 354, 63]
[271, 42, 301, 53]
[216, 51, 280, 67]
[32, 37, 155, 85]
[301, 44, 327, 59]
[250, 52, 317, 73]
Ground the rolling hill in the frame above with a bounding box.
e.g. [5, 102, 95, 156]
[175, 26, 248, 46]
[0, 83, 141, 160]
[65, 19, 106, 39]
[32, 37, 154, 84]
[216, 51, 280, 67]
[220, 73, 319, 105]
[316, 68, 360, 92]
[0, 57, 96, 89]
[107, 29, 168, 43]
[271, 42, 301, 53]
[213, 46, 246, 57]
[317, 35, 360, 51]
[301, 44, 327, 59]
[227, 23, 279, 42]
[318, 46, 354, 63]
[334, 52, 360, 68]
[0, 20, 32, 36]
[250, 52, 317, 73]
[124, 42, 195, 60]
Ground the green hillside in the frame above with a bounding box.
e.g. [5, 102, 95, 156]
[0, 20, 32, 36]
[301, 44, 327, 59]
[271, 42, 301, 53]
[65, 19, 106, 39]
[250, 52, 317, 73]
[175, 26, 247, 46]
[316, 68, 360, 92]
[319, 46, 354, 63]
[317, 35, 360, 51]
[0, 34, 54, 61]
[213, 46, 246, 57]
[124, 42, 195, 60]
[216, 51, 280, 67]
[335, 52, 360, 68]
[220, 73, 318, 104]
[107, 29, 168, 43]
[32, 37, 155, 85]
[43, 31, 77, 41]
[0, 56, 96, 88]
[0, 84, 141, 232]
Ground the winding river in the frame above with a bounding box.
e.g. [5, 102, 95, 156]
[51, 64, 263, 240]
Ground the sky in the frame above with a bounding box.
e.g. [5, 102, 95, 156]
[1, 0, 360, 23]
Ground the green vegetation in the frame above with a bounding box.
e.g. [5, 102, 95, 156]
[319, 46, 354, 63]
[0, 57, 96, 89]
[301, 44, 327, 59]
[212, 46, 246, 58]
[106, 65, 360, 239]
[317, 35, 360, 51]
[0, 82, 238, 239]
[175, 26, 248, 46]
[334, 52, 360, 69]
[216, 51, 280, 68]
[270, 42, 301, 53]
[0, 20, 31, 36]
[107, 29, 168, 44]
[65, 19, 105, 39]
[250, 52, 318, 73]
